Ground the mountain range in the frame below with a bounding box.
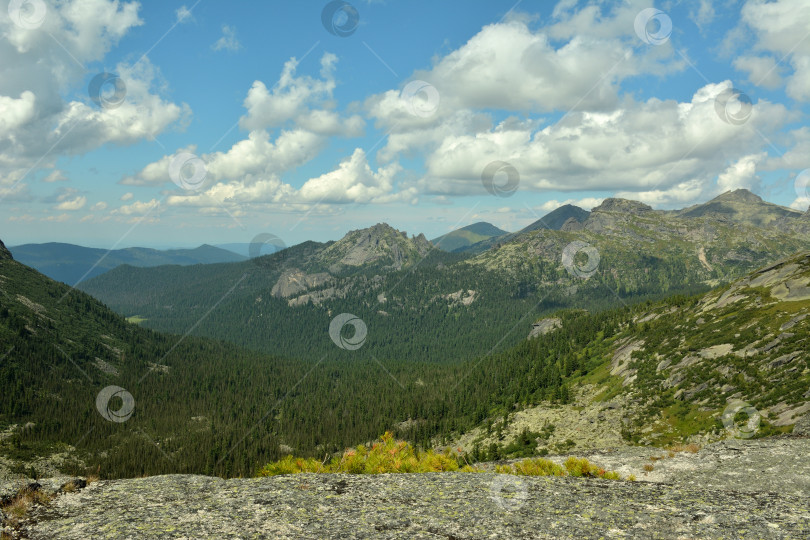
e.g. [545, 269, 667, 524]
[76, 189, 810, 362]
[1, 188, 809, 483]
[8, 243, 246, 286]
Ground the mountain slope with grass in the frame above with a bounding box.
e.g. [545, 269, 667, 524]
[452, 251, 810, 460]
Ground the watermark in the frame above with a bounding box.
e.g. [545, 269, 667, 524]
[562, 241, 600, 279]
[321, 1, 359, 37]
[329, 313, 367, 350]
[794, 169, 810, 203]
[721, 400, 760, 439]
[96, 385, 135, 423]
[169, 152, 207, 191]
[489, 475, 528, 512]
[8, 0, 47, 30]
[249, 233, 287, 267]
[481, 161, 519, 198]
[401, 80, 440, 118]
[88, 73, 127, 110]
[634, 8, 672, 46]
[714, 88, 752, 125]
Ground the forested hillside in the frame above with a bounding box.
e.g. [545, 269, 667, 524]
[2, 235, 808, 480]
[0, 243, 630, 478]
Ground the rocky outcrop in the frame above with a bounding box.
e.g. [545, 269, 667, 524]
[0, 240, 11, 261]
[271, 269, 332, 298]
[10, 438, 810, 539]
[591, 198, 653, 214]
[528, 317, 562, 338]
[315, 224, 432, 272]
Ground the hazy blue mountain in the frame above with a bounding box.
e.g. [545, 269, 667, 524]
[8, 242, 247, 286]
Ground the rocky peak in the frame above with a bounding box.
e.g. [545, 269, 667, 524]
[591, 198, 652, 214]
[316, 223, 432, 271]
[0, 239, 12, 260]
[712, 188, 763, 204]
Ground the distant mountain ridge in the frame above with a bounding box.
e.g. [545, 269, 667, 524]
[674, 188, 802, 227]
[431, 222, 509, 252]
[8, 242, 246, 286]
[454, 204, 591, 253]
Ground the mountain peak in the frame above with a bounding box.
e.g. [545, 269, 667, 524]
[316, 223, 431, 271]
[591, 198, 652, 214]
[520, 204, 590, 234]
[0, 239, 12, 260]
[711, 188, 763, 204]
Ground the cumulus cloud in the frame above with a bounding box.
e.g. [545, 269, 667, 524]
[114, 198, 161, 215]
[123, 52, 368, 210]
[0, 0, 188, 201]
[166, 148, 415, 210]
[716, 153, 766, 193]
[365, 11, 684, 163]
[538, 197, 605, 213]
[739, 0, 810, 101]
[733, 56, 784, 89]
[55, 195, 87, 211]
[416, 82, 789, 202]
[42, 170, 68, 183]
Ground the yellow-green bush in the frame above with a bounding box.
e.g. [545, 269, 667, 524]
[258, 432, 460, 476]
[258, 433, 623, 481]
[495, 458, 565, 477]
[564, 456, 620, 479]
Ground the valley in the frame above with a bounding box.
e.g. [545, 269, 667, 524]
[1, 190, 809, 489]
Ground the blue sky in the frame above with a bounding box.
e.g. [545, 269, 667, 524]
[2, 0, 810, 248]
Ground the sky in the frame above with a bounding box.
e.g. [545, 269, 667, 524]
[1, 0, 810, 249]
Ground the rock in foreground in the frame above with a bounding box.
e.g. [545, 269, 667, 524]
[15, 438, 810, 539]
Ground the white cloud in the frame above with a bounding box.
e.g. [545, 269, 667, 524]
[176, 5, 192, 24]
[368, 19, 648, 121]
[239, 53, 358, 134]
[0, 91, 36, 138]
[120, 192, 134, 201]
[91, 201, 108, 211]
[0, 0, 188, 201]
[739, 0, 810, 101]
[416, 82, 789, 202]
[122, 129, 327, 188]
[690, 0, 716, 30]
[55, 195, 86, 211]
[716, 153, 766, 193]
[166, 148, 415, 210]
[42, 170, 68, 183]
[114, 198, 161, 215]
[539, 197, 605, 213]
[297, 149, 410, 204]
[212, 25, 241, 52]
[615, 179, 709, 208]
[789, 197, 809, 211]
[733, 55, 784, 89]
